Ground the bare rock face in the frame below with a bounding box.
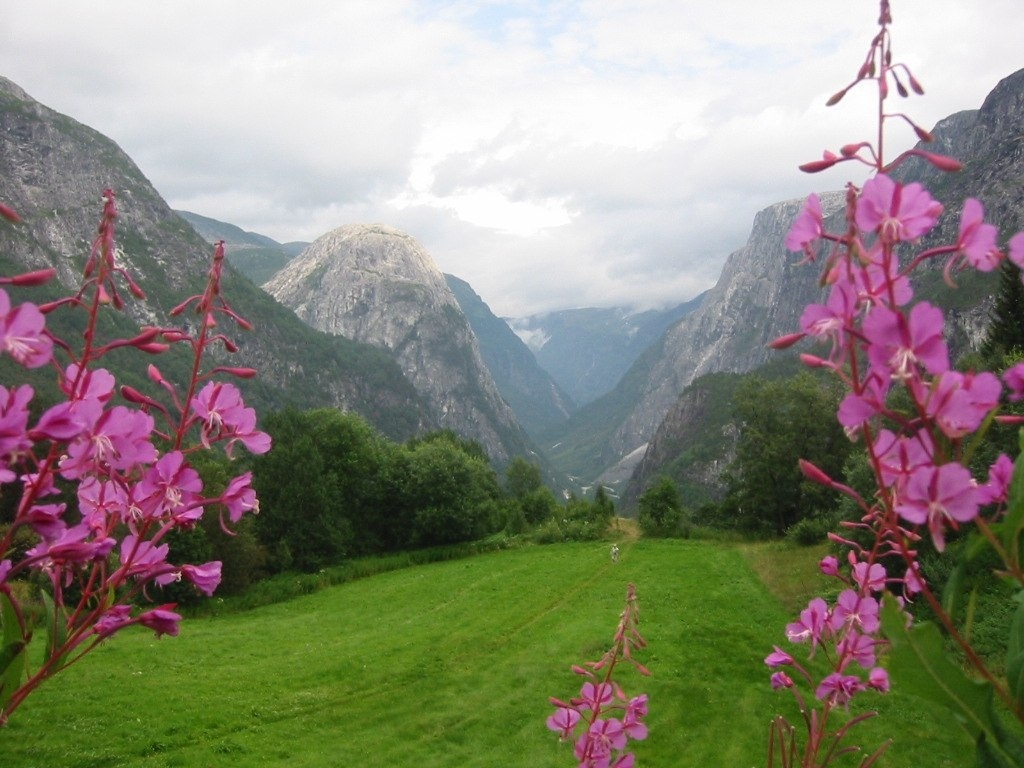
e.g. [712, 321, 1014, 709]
[265, 224, 530, 463]
[0, 75, 429, 439]
[605, 192, 844, 464]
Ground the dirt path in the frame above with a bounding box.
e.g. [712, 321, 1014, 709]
[610, 517, 640, 541]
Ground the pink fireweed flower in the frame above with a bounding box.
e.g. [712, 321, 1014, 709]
[820, 555, 840, 576]
[93, 605, 133, 639]
[221, 471, 259, 523]
[134, 450, 203, 520]
[24, 503, 67, 540]
[0, 384, 34, 479]
[116, 534, 177, 586]
[837, 372, 890, 437]
[765, 646, 795, 668]
[1003, 362, 1024, 402]
[59, 403, 157, 479]
[29, 400, 84, 442]
[956, 198, 1001, 271]
[786, 193, 824, 258]
[980, 453, 1014, 506]
[862, 302, 949, 381]
[771, 672, 795, 690]
[800, 280, 858, 357]
[0, 289, 53, 369]
[914, 370, 1002, 439]
[872, 428, 935, 489]
[77, 476, 131, 530]
[189, 381, 271, 455]
[24, 522, 116, 567]
[816, 673, 864, 707]
[830, 590, 880, 634]
[622, 695, 648, 741]
[0, 559, 11, 585]
[181, 561, 222, 597]
[62, 363, 116, 403]
[855, 174, 942, 244]
[1009, 231, 1024, 271]
[577, 718, 626, 763]
[895, 462, 981, 551]
[838, 630, 877, 669]
[903, 562, 926, 595]
[577, 681, 614, 713]
[547, 706, 581, 740]
[854, 243, 913, 307]
[137, 605, 181, 638]
[852, 561, 887, 592]
[867, 667, 890, 693]
[786, 597, 830, 650]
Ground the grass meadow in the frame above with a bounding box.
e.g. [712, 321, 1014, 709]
[1, 538, 974, 766]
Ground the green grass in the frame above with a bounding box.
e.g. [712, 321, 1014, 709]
[0, 540, 974, 766]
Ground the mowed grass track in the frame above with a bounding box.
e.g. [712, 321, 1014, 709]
[1, 540, 971, 767]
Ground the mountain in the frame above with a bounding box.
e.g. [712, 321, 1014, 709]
[263, 224, 536, 464]
[444, 274, 575, 440]
[507, 298, 704, 406]
[176, 209, 303, 286]
[0, 75, 431, 440]
[622, 68, 1024, 506]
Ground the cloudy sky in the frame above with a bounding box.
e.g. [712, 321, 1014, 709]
[2, 1, 1022, 317]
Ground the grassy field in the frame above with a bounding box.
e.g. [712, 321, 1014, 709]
[0, 539, 973, 766]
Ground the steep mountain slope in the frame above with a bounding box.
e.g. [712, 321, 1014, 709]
[623, 68, 1024, 505]
[445, 274, 575, 440]
[546, 68, 1024, 489]
[263, 224, 535, 463]
[507, 297, 704, 406]
[176, 209, 302, 286]
[0, 75, 430, 439]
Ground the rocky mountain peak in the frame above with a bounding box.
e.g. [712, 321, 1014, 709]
[264, 223, 532, 463]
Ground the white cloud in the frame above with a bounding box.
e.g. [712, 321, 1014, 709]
[1, 0, 1022, 316]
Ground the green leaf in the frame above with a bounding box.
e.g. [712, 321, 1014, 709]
[978, 733, 1015, 768]
[0, 593, 27, 711]
[999, 432, 1024, 566]
[880, 594, 993, 740]
[39, 590, 68, 667]
[881, 595, 1024, 767]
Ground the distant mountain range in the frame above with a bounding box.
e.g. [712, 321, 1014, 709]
[506, 298, 704, 407]
[4, 65, 1020, 508]
[175, 210, 306, 286]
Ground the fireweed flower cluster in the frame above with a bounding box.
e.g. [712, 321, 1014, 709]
[767, 2, 1024, 765]
[547, 584, 649, 768]
[0, 189, 270, 724]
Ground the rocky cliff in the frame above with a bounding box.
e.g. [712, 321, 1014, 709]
[623, 68, 1024, 503]
[263, 225, 534, 463]
[445, 274, 575, 441]
[605, 192, 845, 463]
[0, 75, 430, 439]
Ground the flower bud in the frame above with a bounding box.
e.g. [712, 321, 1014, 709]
[0, 202, 20, 223]
[799, 151, 841, 174]
[7, 268, 57, 286]
[211, 366, 258, 379]
[826, 86, 850, 107]
[768, 332, 804, 350]
[799, 459, 833, 487]
[136, 342, 170, 354]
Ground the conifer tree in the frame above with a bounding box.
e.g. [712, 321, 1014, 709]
[981, 259, 1024, 364]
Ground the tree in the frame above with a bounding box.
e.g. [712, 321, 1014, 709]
[401, 432, 502, 546]
[638, 476, 684, 536]
[981, 259, 1024, 364]
[505, 457, 544, 500]
[252, 408, 383, 570]
[723, 372, 849, 536]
